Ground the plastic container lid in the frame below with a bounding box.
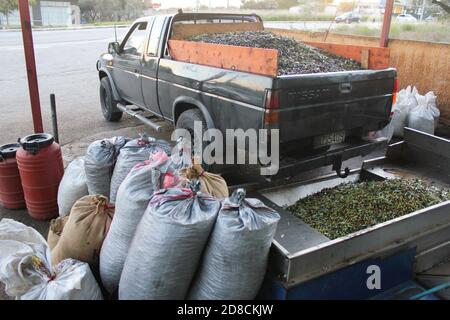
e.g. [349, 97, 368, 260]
[19, 133, 54, 153]
[0, 143, 20, 160]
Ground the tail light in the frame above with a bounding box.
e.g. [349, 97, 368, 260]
[264, 89, 280, 127]
[392, 78, 398, 106]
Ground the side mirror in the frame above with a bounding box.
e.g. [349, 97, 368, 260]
[122, 46, 138, 56]
[108, 42, 120, 54]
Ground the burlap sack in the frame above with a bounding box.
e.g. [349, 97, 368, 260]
[47, 215, 69, 250]
[179, 164, 229, 199]
[51, 195, 114, 269]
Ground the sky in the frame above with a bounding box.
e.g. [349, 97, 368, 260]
[158, 0, 243, 9]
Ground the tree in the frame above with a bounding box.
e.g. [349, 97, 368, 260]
[79, 0, 145, 23]
[0, 0, 35, 26]
[431, 0, 450, 13]
[338, 1, 355, 12]
[242, 0, 278, 9]
[276, 0, 298, 9]
[0, 0, 17, 25]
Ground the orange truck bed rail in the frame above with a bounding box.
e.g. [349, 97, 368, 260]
[168, 39, 390, 77]
[168, 39, 279, 77]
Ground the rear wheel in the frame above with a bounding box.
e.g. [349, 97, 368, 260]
[176, 108, 214, 172]
[100, 77, 122, 122]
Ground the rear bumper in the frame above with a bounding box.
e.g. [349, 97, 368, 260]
[274, 137, 388, 179]
[225, 137, 388, 190]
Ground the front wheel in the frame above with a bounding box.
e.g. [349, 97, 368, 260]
[100, 77, 122, 122]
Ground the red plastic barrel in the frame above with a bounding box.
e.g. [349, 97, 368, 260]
[17, 133, 64, 220]
[0, 143, 26, 209]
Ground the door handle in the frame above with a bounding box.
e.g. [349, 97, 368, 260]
[134, 69, 140, 78]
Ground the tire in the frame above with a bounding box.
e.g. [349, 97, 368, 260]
[100, 77, 123, 122]
[176, 108, 214, 172]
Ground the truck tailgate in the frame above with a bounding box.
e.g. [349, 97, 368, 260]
[271, 69, 396, 143]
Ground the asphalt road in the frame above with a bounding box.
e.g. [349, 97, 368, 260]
[0, 27, 142, 147]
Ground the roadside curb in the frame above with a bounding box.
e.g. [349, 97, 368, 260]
[0, 24, 131, 32]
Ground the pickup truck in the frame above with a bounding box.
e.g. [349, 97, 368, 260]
[97, 13, 397, 177]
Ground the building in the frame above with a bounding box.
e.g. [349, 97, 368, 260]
[0, 0, 80, 27]
[329, 0, 384, 14]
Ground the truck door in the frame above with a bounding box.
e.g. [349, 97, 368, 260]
[113, 21, 150, 107]
[141, 16, 167, 116]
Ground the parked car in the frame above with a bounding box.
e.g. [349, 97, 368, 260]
[97, 13, 396, 175]
[288, 6, 302, 14]
[424, 15, 438, 22]
[396, 14, 418, 23]
[335, 12, 361, 24]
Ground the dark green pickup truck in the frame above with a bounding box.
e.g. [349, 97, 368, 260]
[97, 13, 396, 177]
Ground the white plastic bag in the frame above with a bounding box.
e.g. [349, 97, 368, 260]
[100, 151, 172, 295]
[84, 136, 127, 197]
[188, 189, 280, 300]
[57, 157, 88, 217]
[425, 91, 440, 127]
[408, 91, 440, 135]
[169, 136, 193, 170]
[373, 120, 395, 143]
[0, 219, 103, 300]
[119, 183, 221, 300]
[109, 135, 172, 203]
[391, 86, 418, 138]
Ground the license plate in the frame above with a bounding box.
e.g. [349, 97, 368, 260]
[313, 131, 346, 148]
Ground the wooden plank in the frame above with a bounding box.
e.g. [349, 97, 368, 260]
[305, 41, 390, 70]
[168, 39, 279, 77]
[361, 48, 370, 69]
[171, 22, 264, 40]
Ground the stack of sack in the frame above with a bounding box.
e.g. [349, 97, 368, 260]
[99, 141, 226, 296]
[409, 91, 440, 135]
[118, 185, 280, 300]
[188, 189, 280, 300]
[84, 136, 128, 198]
[57, 136, 127, 217]
[0, 219, 103, 300]
[377, 86, 440, 140]
[57, 134, 171, 215]
[119, 181, 221, 300]
[2, 134, 282, 300]
[109, 134, 172, 203]
[99, 138, 195, 295]
[50, 195, 115, 270]
[57, 157, 88, 217]
[99, 150, 179, 294]
[179, 163, 229, 199]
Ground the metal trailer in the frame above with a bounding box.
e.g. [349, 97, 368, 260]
[253, 128, 450, 299]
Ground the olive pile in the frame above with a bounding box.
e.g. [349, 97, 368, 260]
[188, 31, 361, 76]
[287, 179, 450, 239]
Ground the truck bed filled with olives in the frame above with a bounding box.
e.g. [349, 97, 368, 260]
[188, 31, 362, 76]
[287, 179, 450, 239]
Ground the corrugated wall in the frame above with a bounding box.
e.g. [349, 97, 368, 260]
[268, 28, 450, 126]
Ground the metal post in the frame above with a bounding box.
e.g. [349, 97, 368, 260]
[419, 0, 426, 21]
[50, 94, 59, 144]
[18, 0, 43, 133]
[380, 0, 394, 48]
